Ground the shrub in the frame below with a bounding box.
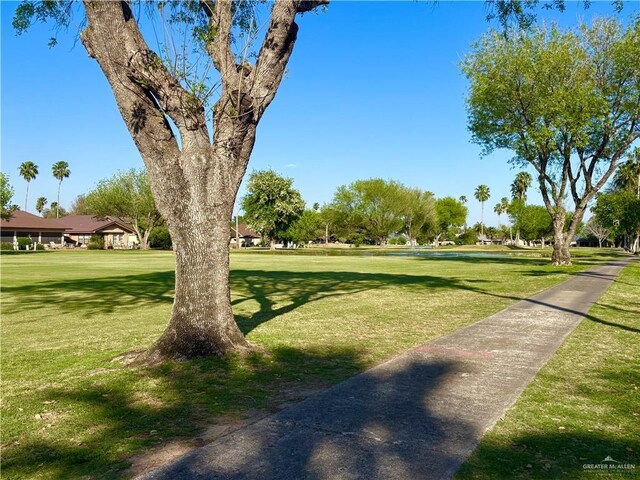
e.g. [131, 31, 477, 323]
[35, 243, 45, 251]
[388, 236, 407, 246]
[149, 226, 172, 250]
[1, 243, 14, 251]
[346, 233, 365, 247]
[17, 237, 33, 250]
[87, 235, 104, 250]
[455, 231, 479, 245]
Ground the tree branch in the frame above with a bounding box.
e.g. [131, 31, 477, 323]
[250, 0, 328, 119]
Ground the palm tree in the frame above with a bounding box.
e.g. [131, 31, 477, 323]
[474, 184, 490, 236]
[459, 195, 467, 204]
[35, 197, 48, 216]
[494, 202, 504, 227]
[52, 161, 71, 219]
[510, 171, 532, 203]
[499, 196, 511, 242]
[18, 161, 39, 212]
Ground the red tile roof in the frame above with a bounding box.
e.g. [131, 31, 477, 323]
[60, 215, 134, 234]
[1, 211, 68, 231]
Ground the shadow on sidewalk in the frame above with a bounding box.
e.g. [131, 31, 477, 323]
[144, 357, 476, 479]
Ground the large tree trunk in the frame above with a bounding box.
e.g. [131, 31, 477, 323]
[551, 212, 571, 265]
[144, 215, 249, 361]
[434, 233, 441, 248]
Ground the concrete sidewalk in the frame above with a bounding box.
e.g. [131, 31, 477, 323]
[139, 257, 635, 480]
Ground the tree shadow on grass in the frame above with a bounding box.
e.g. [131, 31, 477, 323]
[456, 432, 639, 479]
[2, 348, 479, 480]
[2, 346, 368, 479]
[3, 270, 177, 317]
[230, 269, 491, 335]
[2, 269, 492, 330]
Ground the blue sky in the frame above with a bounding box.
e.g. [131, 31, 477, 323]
[2, 1, 637, 225]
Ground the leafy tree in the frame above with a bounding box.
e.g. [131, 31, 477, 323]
[242, 170, 305, 249]
[86, 169, 161, 250]
[52, 161, 70, 218]
[42, 202, 68, 219]
[463, 19, 640, 265]
[69, 194, 93, 215]
[18, 161, 38, 212]
[434, 197, 468, 246]
[592, 191, 640, 251]
[1, 173, 18, 220]
[14, 0, 328, 360]
[474, 184, 490, 236]
[35, 196, 48, 216]
[399, 187, 437, 247]
[325, 179, 406, 246]
[609, 147, 640, 250]
[285, 209, 324, 246]
[513, 204, 553, 246]
[456, 229, 479, 246]
[484, 0, 625, 31]
[318, 202, 352, 244]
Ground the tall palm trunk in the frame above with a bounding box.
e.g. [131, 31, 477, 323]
[56, 180, 62, 218]
[24, 181, 30, 212]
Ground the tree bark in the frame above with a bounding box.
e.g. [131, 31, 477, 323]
[551, 211, 570, 265]
[434, 233, 441, 248]
[144, 215, 249, 361]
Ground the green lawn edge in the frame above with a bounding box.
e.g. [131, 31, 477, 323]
[456, 260, 640, 479]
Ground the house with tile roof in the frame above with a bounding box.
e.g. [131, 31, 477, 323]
[0, 211, 68, 248]
[1, 212, 137, 249]
[62, 215, 137, 248]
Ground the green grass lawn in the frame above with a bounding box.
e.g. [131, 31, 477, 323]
[0, 248, 626, 479]
[457, 260, 640, 479]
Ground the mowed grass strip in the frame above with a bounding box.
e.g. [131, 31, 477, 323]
[0, 249, 622, 479]
[456, 260, 640, 479]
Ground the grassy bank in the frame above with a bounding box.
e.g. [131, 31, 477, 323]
[0, 249, 624, 478]
[457, 260, 639, 479]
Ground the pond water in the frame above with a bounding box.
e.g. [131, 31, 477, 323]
[378, 251, 516, 258]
